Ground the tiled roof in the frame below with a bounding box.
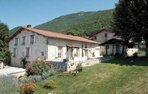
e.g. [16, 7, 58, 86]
[89, 29, 112, 38]
[9, 26, 98, 44]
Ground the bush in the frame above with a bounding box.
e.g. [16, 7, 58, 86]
[133, 52, 138, 58]
[42, 69, 56, 79]
[19, 76, 29, 84]
[0, 50, 11, 65]
[33, 75, 42, 82]
[114, 53, 121, 58]
[19, 69, 56, 84]
[63, 58, 69, 62]
[0, 77, 19, 94]
[21, 57, 28, 68]
[43, 80, 56, 90]
[76, 63, 82, 72]
[19, 75, 43, 84]
[20, 83, 36, 94]
[26, 60, 51, 76]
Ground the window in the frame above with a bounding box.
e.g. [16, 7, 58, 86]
[26, 47, 30, 57]
[58, 46, 62, 58]
[14, 38, 18, 46]
[41, 52, 44, 56]
[30, 35, 35, 44]
[74, 48, 79, 57]
[13, 48, 16, 57]
[93, 36, 97, 40]
[105, 33, 108, 41]
[105, 33, 108, 38]
[22, 36, 26, 45]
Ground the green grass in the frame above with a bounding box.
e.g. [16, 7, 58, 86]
[34, 58, 148, 94]
[0, 77, 19, 94]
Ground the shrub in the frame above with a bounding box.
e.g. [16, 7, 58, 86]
[0, 77, 19, 94]
[19, 76, 29, 84]
[133, 52, 138, 58]
[19, 69, 56, 84]
[21, 57, 28, 68]
[20, 83, 36, 94]
[76, 63, 82, 72]
[42, 69, 56, 80]
[43, 80, 56, 90]
[19, 75, 43, 84]
[114, 53, 121, 58]
[33, 75, 42, 82]
[63, 58, 69, 62]
[26, 60, 51, 76]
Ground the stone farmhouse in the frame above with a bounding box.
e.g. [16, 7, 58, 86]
[9, 25, 100, 71]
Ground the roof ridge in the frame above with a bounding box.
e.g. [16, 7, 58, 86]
[10, 26, 98, 44]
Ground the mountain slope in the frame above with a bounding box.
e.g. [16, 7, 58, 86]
[10, 9, 113, 36]
[9, 26, 21, 36]
[35, 9, 113, 36]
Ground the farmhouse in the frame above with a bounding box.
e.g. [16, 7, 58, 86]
[9, 25, 100, 70]
[89, 29, 138, 56]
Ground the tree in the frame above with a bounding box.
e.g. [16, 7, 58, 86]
[0, 22, 11, 64]
[112, 0, 148, 56]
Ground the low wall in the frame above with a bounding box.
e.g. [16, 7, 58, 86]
[127, 48, 138, 56]
[49, 58, 100, 72]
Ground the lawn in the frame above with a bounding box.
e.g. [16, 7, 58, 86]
[34, 58, 148, 94]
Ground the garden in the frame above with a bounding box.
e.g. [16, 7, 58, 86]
[0, 57, 148, 94]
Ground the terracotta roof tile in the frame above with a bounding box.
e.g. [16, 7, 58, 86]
[10, 26, 98, 44]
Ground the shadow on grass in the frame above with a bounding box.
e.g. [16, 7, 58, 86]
[102, 56, 148, 66]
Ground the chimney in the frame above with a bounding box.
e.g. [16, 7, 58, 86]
[27, 25, 31, 28]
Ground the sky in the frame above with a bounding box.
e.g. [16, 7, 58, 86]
[0, 0, 119, 29]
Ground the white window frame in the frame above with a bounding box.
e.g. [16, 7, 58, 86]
[58, 46, 62, 58]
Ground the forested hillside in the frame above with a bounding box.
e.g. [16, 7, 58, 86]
[10, 9, 113, 36]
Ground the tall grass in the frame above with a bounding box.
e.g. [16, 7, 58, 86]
[0, 76, 19, 94]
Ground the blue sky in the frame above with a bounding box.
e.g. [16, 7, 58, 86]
[0, 0, 118, 29]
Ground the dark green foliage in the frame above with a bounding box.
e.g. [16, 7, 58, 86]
[0, 22, 11, 65]
[76, 63, 83, 72]
[26, 60, 51, 76]
[34, 10, 113, 37]
[133, 52, 138, 58]
[43, 80, 56, 90]
[9, 10, 113, 37]
[9, 26, 21, 36]
[112, 0, 148, 56]
[21, 57, 28, 68]
[63, 58, 69, 62]
[19, 69, 56, 84]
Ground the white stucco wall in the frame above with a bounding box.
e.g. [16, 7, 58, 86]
[9, 30, 48, 67]
[91, 30, 115, 43]
[46, 38, 100, 61]
[9, 30, 100, 67]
